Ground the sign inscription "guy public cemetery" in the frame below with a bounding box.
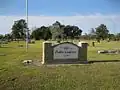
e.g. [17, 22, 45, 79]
[53, 43, 79, 59]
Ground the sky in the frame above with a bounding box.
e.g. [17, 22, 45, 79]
[0, 0, 120, 34]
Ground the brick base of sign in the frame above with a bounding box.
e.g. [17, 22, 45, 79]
[42, 60, 88, 65]
[42, 41, 88, 64]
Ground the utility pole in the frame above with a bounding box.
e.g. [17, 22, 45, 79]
[26, 0, 29, 52]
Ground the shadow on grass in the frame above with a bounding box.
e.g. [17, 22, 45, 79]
[0, 46, 13, 48]
[43, 60, 120, 65]
[0, 46, 23, 48]
[88, 60, 120, 64]
[43, 61, 89, 65]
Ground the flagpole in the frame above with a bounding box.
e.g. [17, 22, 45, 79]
[26, 0, 28, 52]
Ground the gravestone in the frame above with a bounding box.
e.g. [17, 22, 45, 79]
[92, 42, 95, 47]
[42, 41, 88, 64]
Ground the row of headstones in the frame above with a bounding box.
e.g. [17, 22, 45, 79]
[0, 39, 108, 47]
[0, 40, 8, 44]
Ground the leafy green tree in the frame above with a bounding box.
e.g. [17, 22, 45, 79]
[40, 26, 52, 40]
[31, 28, 42, 40]
[95, 24, 109, 40]
[48, 21, 83, 40]
[31, 26, 52, 40]
[0, 34, 4, 39]
[50, 21, 64, 40]
[108, 34, 115, 41]
[115, 33, 120, 41]
[11, 19, 27, 40]
[63, 25, 82, 39]
[32, 21, 82, 41]
[4, 34, 12, 42]
[0, 34, 4, 47]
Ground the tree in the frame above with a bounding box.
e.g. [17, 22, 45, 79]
[52, 21, 61, 27]
[81, 33, 89, 40]
[0, 34, 4, 47]
[115, 33, 120, 41]
[4, 34, 13, 42]
[0, 34, 4, 39]
[32, 21, 82, 40]
[108, 34, 115, 41]
[50, 21, 64, 40]
[11, 19, 27, 40]
[63, 25, 82, 39]
[31, 28, 42, 40]
[40, 26, 52, 40]
[31, 26, 52, 40]
[89, 28, 96, 40]
[95, 24, 109, 40]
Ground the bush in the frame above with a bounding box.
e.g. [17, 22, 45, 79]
[31, 40, 35, 44]
[18, 45, 24, 47]
[28, 40, 35, 44]
[57, 40, 61, 43]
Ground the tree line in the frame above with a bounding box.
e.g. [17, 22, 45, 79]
[0, 19, 120, 42]
[31, 21, 82, 40]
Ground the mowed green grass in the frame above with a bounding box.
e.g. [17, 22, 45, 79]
[87, 40, 120, 60]
[0, 40, 120, 90]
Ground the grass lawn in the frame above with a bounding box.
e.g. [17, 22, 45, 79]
[0, 40, 120, 90]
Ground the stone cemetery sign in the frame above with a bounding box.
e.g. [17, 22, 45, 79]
[42, 41, 88, 64]
[53, 43, 79, 59]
